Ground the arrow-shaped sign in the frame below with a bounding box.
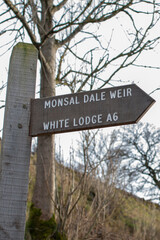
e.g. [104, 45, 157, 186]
[29, 84, 155, 136]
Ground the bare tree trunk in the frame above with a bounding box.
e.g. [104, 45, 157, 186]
[32, 38, 57, 219]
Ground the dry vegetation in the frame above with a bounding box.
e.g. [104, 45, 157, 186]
[26, 152, 160, 240]
[1, 130, 160, 240]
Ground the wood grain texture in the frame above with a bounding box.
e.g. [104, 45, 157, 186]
[30, 84, 155, 136]
[0, 43, 37, 240]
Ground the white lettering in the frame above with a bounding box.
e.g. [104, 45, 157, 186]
[101, 92, 106, 101]
[44, 100, 51, 109]
[110, 90, 116, 99]
[90, 94, 95, 102]
[106, 112, 118, 122]
[106, 113, 112, 122]
[50, 121, 56, 129]
[79, 117, 84, 125]
[75, 96, 80, 104]
[98, 114, 102, 123]
[73, 118, 78, 127]
[43, 122, 50, 130]
[44, 91, 106, 109]
[85, 116, 90, 125]
[51, 99, 57, 107]
[84, 94, 89, 103]
[44, 96, 80, 109]
[69, 97, 75, 105]
[64, 97, 69, 106]
[127, 88, 132, 96]
[123, 88, 126, 97]
[110, 88, 132, 99]
[95, 93, 100, 101]
[113, 112, 118, 121]
[58, 98, 63, 107]
[117, 89, 122, 98]
[73, 114, 103, 127]
[65, 119, 69, 128]
[43, 119, 69, 130]
[59, 119, 64, 128]
[84, 92, 106, 103]
[92, 115, 96, 124]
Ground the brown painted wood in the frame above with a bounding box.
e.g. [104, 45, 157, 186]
[0, 43, 37, 240]
[29, 84, 155, 136]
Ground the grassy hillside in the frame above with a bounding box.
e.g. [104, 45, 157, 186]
[106, 192, 160, 240]
[1, 137, 160, 239]
[1, 143, 160, 240]
[25, 153, 160, 240]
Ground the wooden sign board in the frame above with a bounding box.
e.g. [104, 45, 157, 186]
[29, 84, 155, 136]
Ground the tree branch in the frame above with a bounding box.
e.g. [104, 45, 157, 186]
[4, 0, 39, 48]
[51, 0, 68, 14]
[41, 0, 134, 47]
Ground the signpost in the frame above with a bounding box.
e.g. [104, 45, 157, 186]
[0, 43, 37, 240]
[0, 42, 156, 240]
[30, 84, 155, 136]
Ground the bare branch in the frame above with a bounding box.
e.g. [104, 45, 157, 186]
[41, 1, 134, 47]
[0, 105, 5, 109]
[51, 0, 69, 14]
[132, 63, 160, 69]
[149, 87, 160, 95]
[4, 0, 39, 48]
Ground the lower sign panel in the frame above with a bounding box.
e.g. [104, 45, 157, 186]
[29, 84, 155, 136]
